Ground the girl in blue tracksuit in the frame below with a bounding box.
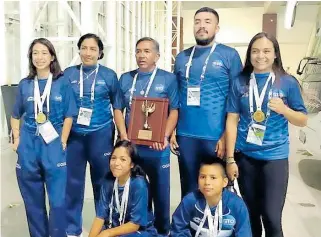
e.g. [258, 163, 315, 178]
[64, 33, 127, 237]
[171, 157, 251, 237]
[11, 38, 77, 237]
[226, 32, 308, 237]
[88, 140, 157, 237]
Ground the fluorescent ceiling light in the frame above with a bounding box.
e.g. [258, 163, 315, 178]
[284, 1, 298, 29]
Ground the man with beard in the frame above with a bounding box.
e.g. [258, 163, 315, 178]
[170, 7, 243, 198]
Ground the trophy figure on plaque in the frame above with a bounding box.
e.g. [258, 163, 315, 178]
[142, 100, 155, 129]
[138, 100, 156, 140]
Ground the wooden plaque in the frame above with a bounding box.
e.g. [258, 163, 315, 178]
[128, 97, 169, 146]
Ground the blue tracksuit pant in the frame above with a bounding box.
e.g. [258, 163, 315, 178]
[136, 146, 170, 235]
[176, 135, 218, 198]
[65, 125, 114, 236]
[16, 127, 67, 237]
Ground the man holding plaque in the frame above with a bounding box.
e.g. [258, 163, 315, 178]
[119, 37, 179, 236]
[170, 7, 243, 198]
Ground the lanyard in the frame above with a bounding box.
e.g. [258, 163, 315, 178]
[129, 67, 158, 106]
[195, 199, 222, 237]
[109, 178, 131, 228]
[34, 73, 53, 120]
[185, 43, 217, 82]
[249, 72, 275, 113]
[79, 64, 99, 102]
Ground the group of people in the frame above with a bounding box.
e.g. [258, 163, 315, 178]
[10, 6, 307, 237]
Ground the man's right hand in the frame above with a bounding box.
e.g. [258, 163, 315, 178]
[12, 137, 20, 152]
[170, 134, 179, 155]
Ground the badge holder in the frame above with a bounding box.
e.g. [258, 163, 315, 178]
[77, 107, 93, 126]
[77, 99, 93, 126]
[246, 123, 266, 146]
[37, 114, 59, 144]
[187, 85, 200, 106]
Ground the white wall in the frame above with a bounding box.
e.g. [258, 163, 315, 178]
[182, 5, 320, 76]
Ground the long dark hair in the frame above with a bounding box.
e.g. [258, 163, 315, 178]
[106, 140, 153, 214]
[241, 32, 287, 85]
[27, 38, 62, 79]
[105, 140, 146, 180]
[77, 33, 104, 60]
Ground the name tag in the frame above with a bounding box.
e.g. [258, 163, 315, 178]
[77, 107, 93, 126]
[246, 123, 266, 146]
[39, 121, 59, 144]
[187, 86, 200, 106]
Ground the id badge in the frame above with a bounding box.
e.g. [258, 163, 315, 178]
[39, 121, 59, 144]
[187, 86, 200, 106]
[77, 107, 93, 126]
[246, 123, 266, 146]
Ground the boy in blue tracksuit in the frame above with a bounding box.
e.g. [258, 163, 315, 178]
[11, 38, 77, 237]
[119, 37, 179, 236]
[171, 157, 251, 237]
[64, 34, 127, 237]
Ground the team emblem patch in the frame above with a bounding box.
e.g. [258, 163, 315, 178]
[155, 84, 164, 92]
[212, 60, 223, 67]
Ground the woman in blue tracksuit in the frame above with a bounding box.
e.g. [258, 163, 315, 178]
[64, 33, 127, 237]
[88, 140, 157, 237]
[225, 32, 308, 237]
[11, 38, 77, 237]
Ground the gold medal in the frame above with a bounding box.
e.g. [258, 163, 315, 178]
[36, 112, 47, 124]
[253, 110, 265, 122]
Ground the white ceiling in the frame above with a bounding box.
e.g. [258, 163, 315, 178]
[182, 1, 266, 10]
[181, 1, 321, 10]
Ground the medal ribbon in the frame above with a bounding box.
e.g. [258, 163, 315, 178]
[249, 72, 275, 120]
[195, 199, 222, 237]
[129, 67, 158, 106]
[109, 177, 131, 228]
[34, 73, 53, 120]
[79, 64, 99, 102]
[185, 42, 217, 83]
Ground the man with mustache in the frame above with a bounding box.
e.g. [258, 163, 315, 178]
[170, 7, 243, 198]
[119, 37, 179, 236]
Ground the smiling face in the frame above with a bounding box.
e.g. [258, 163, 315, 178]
[79, 38, 101, 66]
[250, 37, 276, 73]
[198, 164, 228, 199]
[135, 40, 159, 72]
[31, 43, 54, 72]
[194, 11, 219, 46]
[110, 147, 134, 181]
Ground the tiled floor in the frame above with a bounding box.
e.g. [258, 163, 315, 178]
[1, 125, 321, 236]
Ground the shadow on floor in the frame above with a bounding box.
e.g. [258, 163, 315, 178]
[299, 159, 321, 191]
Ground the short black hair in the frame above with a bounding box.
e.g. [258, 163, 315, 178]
[77, 33, 104, 60]
[194, 7, 219, 23]
[199, 155, 226, 177]
[136, 37, 160, 53]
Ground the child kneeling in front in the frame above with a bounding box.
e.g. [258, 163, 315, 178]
[89, 140, 157, 237]
[171, 156, 252, 237]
